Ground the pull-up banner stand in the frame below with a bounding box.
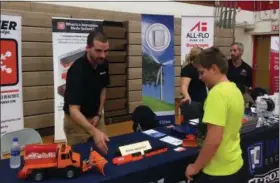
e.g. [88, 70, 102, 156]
[52, 17, 103, 143]
[141, 14, 175, 126]
[0, 13, 23, 137]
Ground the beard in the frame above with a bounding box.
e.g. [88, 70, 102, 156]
[89, 55, 105, 65]
[95, 57, 105, 64]
[231, 55, 239, 61]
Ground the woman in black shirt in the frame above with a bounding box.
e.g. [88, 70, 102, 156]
[180, 47, 207, 104]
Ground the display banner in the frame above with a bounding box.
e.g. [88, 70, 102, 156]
[269, 36, 279, 94]
[0, 14, 23, 137]
[141, 14, 175, 126]
[181, 16, 214, 65]
[52, 17, 103, 142]
[241, 125, 279, 183]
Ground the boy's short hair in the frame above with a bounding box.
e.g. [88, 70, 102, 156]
[194, 46, 228, 74]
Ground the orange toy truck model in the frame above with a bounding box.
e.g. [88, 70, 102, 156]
[17, 144, 107, 182]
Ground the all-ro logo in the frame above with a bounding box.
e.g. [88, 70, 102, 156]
[190, 21, 208, 32]
[186, 21, 209, 39]
[248, 142, 263, 174]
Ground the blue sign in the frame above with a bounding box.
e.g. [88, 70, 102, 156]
[141, 14, 175, 126]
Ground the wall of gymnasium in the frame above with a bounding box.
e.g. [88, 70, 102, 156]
[1, 2, 235, 136]
[234, 9, 279, 66]
[38, 1, 215, 18]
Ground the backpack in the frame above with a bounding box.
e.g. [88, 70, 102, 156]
[132, 105, 159, 132]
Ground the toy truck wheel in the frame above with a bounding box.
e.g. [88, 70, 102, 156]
[65, 168, 75, 179]
[32, 171, 44, 182]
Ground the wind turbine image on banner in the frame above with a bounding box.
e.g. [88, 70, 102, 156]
[143, 45, 174, 101]
[155, 58, 174, 101]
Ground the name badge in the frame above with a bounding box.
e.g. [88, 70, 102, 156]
[119, 141, 152, 156]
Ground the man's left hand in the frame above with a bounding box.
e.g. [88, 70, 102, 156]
[91, 115, 101, 126]
[185, 164, 200, 181]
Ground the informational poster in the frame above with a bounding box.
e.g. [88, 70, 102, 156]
[141, 14, 175, 126]
[52, 17, 103, 142]
[181, 16, 214, 65]
[269, 36, 279, 94]
[0, 14, 23, 137]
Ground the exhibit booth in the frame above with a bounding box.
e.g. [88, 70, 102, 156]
[0, 1, 279, 183]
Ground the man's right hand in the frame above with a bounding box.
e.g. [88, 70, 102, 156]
[92, 129, 110, 155]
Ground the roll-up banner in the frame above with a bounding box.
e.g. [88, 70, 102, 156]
[52, 17, 103, 142]
[0, 14, 24, 137]
[141, 14, 175, 126]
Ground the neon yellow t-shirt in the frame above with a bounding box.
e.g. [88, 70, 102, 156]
[202, 81, 244, 176]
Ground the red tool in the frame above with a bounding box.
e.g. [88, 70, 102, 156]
[145, 147, 168, 157]
[112, 152, 143, 166]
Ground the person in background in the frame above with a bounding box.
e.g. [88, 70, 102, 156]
[185, 47, 244, 183]
[180, 47, 207, 105]
[63, 31, 110, 155]
[227, 42, 253, 106]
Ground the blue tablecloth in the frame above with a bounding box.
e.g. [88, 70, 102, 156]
[0, 127, 199, 183]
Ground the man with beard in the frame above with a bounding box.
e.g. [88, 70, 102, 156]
[63, 31, 110, 155]
[227, 42, 252, 94]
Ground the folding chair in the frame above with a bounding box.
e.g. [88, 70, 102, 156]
[1, 128, 42, 158]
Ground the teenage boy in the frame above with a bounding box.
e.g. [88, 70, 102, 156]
[185, 47, 244, 183]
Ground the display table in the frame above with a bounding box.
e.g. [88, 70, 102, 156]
[0, 127, 199, 183]
[0, 123, 278, 183]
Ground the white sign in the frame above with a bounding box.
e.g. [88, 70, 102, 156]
[248, 168, 279, 183]
[119, 140, 152, 156]
[160, 136, 182, 146]
[0, 14, 24, 137]
[181, 16, 214, 65]
[52, 17, 103, 142]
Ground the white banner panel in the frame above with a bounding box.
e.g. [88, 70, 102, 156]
[181, 16, 214, 65]
[52, 17, 103, 143]
[0, 14, 24, 137]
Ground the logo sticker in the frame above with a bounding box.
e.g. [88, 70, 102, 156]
[190, 21, 208, 32]
[248, 142, 263, 174]
[240, 69, 247, 76]
[0, 39, 19, 86]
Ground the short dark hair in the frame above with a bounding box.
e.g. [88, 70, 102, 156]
[194, 46, 228, 74]
[87, 31, 108, 47]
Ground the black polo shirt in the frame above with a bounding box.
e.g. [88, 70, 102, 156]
[180, 63, 207, 103]
[63, 54, 110, 118]
[227, 59, 252, 94]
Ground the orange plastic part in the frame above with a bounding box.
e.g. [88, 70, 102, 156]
[89, 150, 108, 175]
[145, 148, 168, 157]
[182, 135, 198, 147]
